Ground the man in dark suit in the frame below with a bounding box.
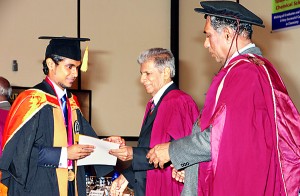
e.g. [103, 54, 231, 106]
[109, 48, 199, 196]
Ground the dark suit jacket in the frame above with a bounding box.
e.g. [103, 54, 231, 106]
[123, 83, 178, 196]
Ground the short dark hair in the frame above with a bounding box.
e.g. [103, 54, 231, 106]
[42, 55, 65, 75]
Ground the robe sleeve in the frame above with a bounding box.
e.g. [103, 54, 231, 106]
[0, 112, 40, 187]
[37, 147, 61, 167]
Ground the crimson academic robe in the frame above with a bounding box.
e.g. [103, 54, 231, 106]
[123, 83, 199, 196]
[0, 80, 112, 196]
[198, 54, 300, 195]
[0, 109, 9, 157]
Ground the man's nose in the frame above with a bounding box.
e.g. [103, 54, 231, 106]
[204, 38, 210, 49]
[71, 67, 78, 77]
[140, 74, 146, 84]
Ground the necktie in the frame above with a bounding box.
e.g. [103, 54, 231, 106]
[150, 100, 155, 115]
[61, 94, 68, 126]
[61, 94, 73, 168]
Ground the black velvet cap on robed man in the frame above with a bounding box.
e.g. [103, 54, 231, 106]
[194, 1, 265, 28]
[39, 36, 90, 61]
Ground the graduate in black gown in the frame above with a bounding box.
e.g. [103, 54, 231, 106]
[0, 36, 113, 196]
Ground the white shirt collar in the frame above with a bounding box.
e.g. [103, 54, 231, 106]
[152, 81, 173, 105]
[47, 77, 67, 100]
[224, 43, 255, 68]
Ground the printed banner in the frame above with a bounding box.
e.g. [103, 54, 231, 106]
[272, 0, 300, 31]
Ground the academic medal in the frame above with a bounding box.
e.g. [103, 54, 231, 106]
[68, 170, 75, 181]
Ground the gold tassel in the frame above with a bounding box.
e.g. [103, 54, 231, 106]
[80, 46, 88, 72]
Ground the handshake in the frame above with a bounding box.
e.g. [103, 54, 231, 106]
[106, 136, 170, 168]
[106, 136, 185, 196]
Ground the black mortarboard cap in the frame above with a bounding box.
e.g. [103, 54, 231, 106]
[39, 36, 90, 61]
[194, 1, 265, 27]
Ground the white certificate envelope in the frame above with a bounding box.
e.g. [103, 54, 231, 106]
[77, 134, 120, 166]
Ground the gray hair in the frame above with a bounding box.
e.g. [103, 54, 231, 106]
[137, 48, 175, 78]
[0, 76, 12, 99]
[209, 15, 253, 39]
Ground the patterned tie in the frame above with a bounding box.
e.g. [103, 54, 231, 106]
[61, 94, 68, 126]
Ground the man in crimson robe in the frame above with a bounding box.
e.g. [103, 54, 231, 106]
[146, 1, 300, 195]
[109, 48, 199, 196]
[0, 76, 12, 156]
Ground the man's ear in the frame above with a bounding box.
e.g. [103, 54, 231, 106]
[46, 58, 55, 70]
[164, 67, 171, 79]
[223, 27, 233, 42]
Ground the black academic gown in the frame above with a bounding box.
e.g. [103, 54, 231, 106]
[0, 80, 112, 196]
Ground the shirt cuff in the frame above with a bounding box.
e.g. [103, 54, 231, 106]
[59, 147, 68, 168]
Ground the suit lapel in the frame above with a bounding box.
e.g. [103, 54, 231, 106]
[138, 83, 178, 142]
